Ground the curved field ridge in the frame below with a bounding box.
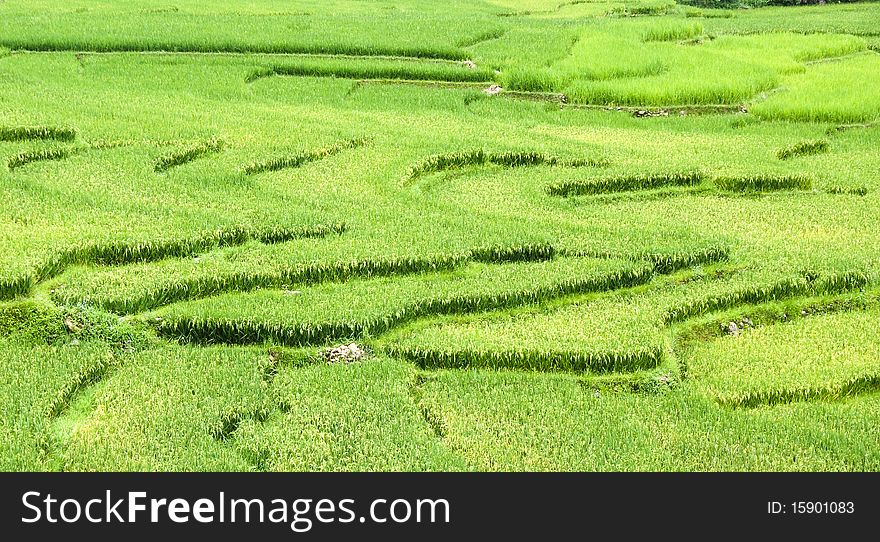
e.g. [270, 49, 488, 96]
[386, 298, 666, 374]
[714, 174, 813, 192]
[247, 58, 493, 84]
[687, 310, 880, 408]
[6, 146, 78, 171]
[49, 243, 556, 314]
[0, 125, 76, 142]
[776, 139, 829, 161]
[404, 149, 607, 183]
[154, 138, 224, 173]
[148, 257, 653, 346]
[547, 171, 703, 196]
[242, 138, 367, 175]
[662, 271, 871, 325]
[548, 173, 814, 196]
[27, 223, 348, 299]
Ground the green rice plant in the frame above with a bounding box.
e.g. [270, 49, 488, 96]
[4, 1, 880, 472]
[154, 138, 224, 172]
[7, 146, 77, 170]
[702, 4, 880, 36]
[147, 257, 653, 346]
[776, 139, 829, 160]
[0, 125, 76, 142]
[753, 54, 880, 123]
[48, 240, 561, 314]
[0, 1, 499, 60]
[0, 276, 32, 301]
[643, 22, 704, 43]
[248, 57, 494, 84]
[686, 310, 880, 408]
[546, 171, 704, 196]
[386, 296, 667, 374]
[52, 345, 273, 471]
[714, 173, 813, 192]
[242, 138, 367, 175]
[230, 358, 465, 471]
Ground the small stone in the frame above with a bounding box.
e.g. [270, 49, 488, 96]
[323, 342, 367, 364]
[462, 60, 477, 70]
[727, 321, 739, 336]
[483, 84, 503, 96]
[63, 316, 82, 333]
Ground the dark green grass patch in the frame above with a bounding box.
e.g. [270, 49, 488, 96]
[714, 174, 813, 192]
[776, 139, 829, 160]
[404, 149, 605, 183]
[547, 171, 704, 196]
[248, 57, 493, 84]
[147, 257, 653, 347]
[0, 300, 65, 343]
[242, 138, 367, 175]
[39, 223, 346, 281]
[7, 146, 78, 171]
[154, 138, 224, 172]
[0, 125, 76, 142]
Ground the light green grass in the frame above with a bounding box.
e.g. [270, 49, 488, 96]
[3, 1, 880, 472]
[753, 54, 880, 123]
[419, 370, 880, 471]
[231, 358, 465, 471]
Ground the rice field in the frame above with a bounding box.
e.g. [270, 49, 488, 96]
[2, 0, 880, 472]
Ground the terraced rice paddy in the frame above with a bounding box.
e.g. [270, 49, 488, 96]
[2, 0, 880, 472]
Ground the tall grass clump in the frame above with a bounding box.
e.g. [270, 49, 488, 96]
[752, 54, 880, 123]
